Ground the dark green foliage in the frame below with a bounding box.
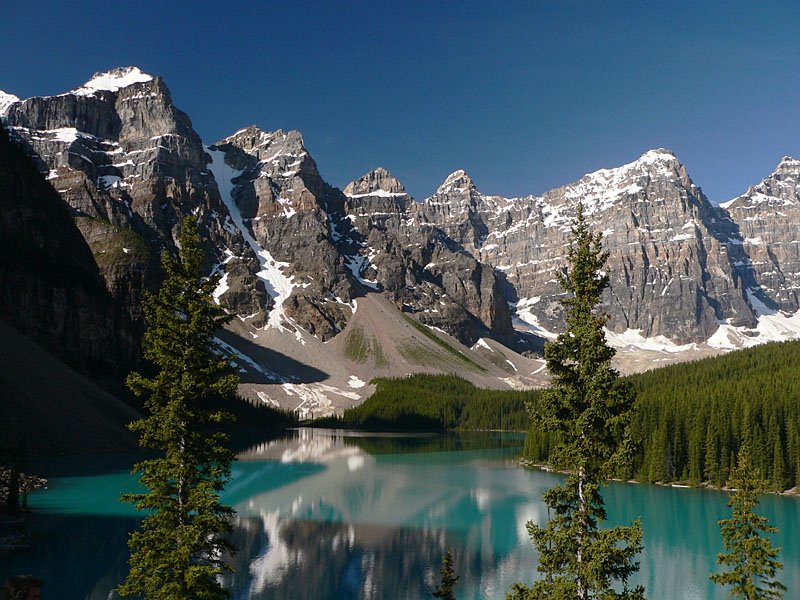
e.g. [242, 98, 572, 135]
[710, 448, 786, 599]
[119, 218, 239, 600]
[628, 342, 800, 489]
[512, 205, 644, 600]
[339, 374, 536, 431]
[432, 549, 459, 600]
[523, 340, 800, 490]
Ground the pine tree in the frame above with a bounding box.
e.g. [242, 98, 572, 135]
[118, 217, 239, 600]
[432, 549, 459, 600]
[710, 447, 786, 599]
[509, 204, 644, 600]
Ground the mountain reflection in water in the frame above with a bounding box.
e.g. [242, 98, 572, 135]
[3, 428, 797, 599]
[224, 429, 538, 599]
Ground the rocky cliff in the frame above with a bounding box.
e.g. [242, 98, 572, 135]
[721, 157, 800, 315]
[340, 167, 514, 345]
[2, 67, 268, 329]
[416, 150, 758, 344]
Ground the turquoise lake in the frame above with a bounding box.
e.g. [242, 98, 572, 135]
[1, 428, 797, 599]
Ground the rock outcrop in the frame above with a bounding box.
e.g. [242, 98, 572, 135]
[209, 126, 354, 340]
[414, 150, 760, 343]
[339, 167, 515, 345]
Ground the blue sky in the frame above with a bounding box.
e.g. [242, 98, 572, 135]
[2, 1, 798, 202]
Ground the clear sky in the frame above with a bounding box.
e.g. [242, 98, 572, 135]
[2, 1, 798, 203]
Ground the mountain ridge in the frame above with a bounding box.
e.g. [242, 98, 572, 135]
[4, 66, 800, 415]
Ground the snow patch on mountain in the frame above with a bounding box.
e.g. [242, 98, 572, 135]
[281, 383, 362, 419]
[0, 91, 19, 118]
[346, 189, 407, 199]
[512, 298, 558, 340]
[207, 147, 297, 329]
[73, 67, 153, 96]
[604, 329, 696, 353]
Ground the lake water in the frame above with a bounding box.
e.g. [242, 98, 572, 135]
[1, 428, 797, 599]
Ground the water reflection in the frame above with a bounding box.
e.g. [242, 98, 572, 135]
[3, 428, 798, 599]
[223, 429, 549, 599]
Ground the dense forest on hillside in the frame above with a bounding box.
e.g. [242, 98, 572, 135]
[334, 374, 536, 431]
[330, 342, 800, 490]
[526, 341, 800, 490]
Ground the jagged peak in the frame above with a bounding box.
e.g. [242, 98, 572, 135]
[344, 166, 408, 198]
[435, 169, 477, 195]
[636, 147, 679, 164]
[567, 148, 686, 191]
[722, 155, 800, 209]
[0, 90, 19, 117]
[72, 66, 154, 96]
[215, 126, 308, 163]
[775, 155, 800, 172]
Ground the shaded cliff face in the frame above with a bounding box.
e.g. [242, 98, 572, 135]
[3, 67, 269, 328]
[0, 124, 136, 381]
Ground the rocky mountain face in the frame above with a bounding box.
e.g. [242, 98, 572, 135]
[4, 66, 800, 372]
[0, 123, 136, 383]
[721, 157, 800, 314]
[414, 150, 761, 344]
[208, 126, 354, 339]
[207, 130, 514, 345]
[338, 167, 514, 345]
[2, 67, 268, 330]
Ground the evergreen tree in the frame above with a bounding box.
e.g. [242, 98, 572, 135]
[510, 204, 644, 600]
[118, 218, 239, 600]
[710, 447, 786, 599]
[432, 549, 459, 600]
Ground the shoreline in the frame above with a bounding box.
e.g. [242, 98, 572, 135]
[517, 458, 800, 498]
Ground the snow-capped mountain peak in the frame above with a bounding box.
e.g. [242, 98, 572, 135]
[72, 66, 154, 96]
[549, 147, 688, 217]
[775, 155, 800, 173]
[636, 147, 679, 166]
[721, 155, 800, 209]
[435, 169, 477, 195]
[344, 167, 408, 198]
[218, 125, 307, 163]
[0, 90, 20, 118]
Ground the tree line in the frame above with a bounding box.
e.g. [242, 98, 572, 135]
[335, 373, 534, 431]
[523, 341, 800, 491]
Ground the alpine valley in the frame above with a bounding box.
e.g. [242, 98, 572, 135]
[3, 67, 800, 435]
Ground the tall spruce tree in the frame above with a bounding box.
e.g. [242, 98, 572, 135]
[509, 204, 644, 600]
[710, 447, 785, 599]
[119, 218, 239, 600]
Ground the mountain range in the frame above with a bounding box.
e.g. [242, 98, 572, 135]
[3, 66, 800, 421]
